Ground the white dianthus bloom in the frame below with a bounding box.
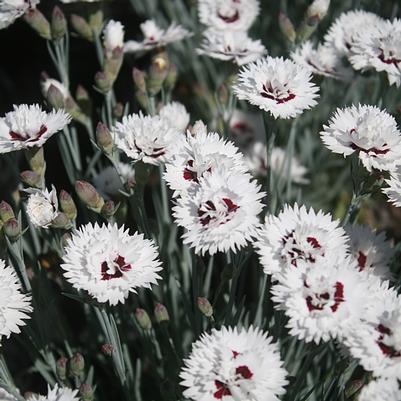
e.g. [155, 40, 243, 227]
[272, 258, 384, 343]
[324, 10, 383, 56]
[198, 0, 260, 31]
[103, 20, 125, 57]
[233, 56, 319, 119]
[291, 41, 351, 80]
[0, 104, 71, 153]
[124, 19, 191, 53]
[349, 19, 401, 87]
[173, 168, 265, 255]
[0, 259, 32, 339]
[62, 223, 162, 306]
[358, 377, 401, 401]
[164, 130, 247, 197]
[158, 102, 190, 134]
[383, 166, 401, 207]
[180, 326, 288, 401]
[0, 0, 39, 29]
[27, 385, 79, 401]
[197, 30, 266, 66]
[112, 112, 182, 165]
[246, 143, 309, 184]
[320, 104, 401, 172]
[255, 203, 348, 280]
[345, 224, 394, 280]
[26, 187, 59, 229]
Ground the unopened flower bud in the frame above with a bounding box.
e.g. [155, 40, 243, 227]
[47, 84, 66, 109]
[25, 147, 45, 175]
[51, 6, 67, 41]
[101, 200, 115, 218]
[76, 85, 89, 102]
[89, 10, 103, 35]
[103, 20, 124, 58]
[164, 64, 177, 92]
[197, 297, 213, 317]
[56, 356, 68, 381]
[135, 90, 148, 110]
[101, 343, 114, 356]
[104, 48, 123, 81]
[113, 103, 124, 119]
[279, 12, 296, 43]
[20, 170, 42, 188]
[147, 53, 169, 96]
[51, 212, 70, 229]
[96, 122, 113, 153]
[154, 303, 169, 323]
[135, 308, 152, 330]
[69, 353, 85, 378]
[132, 68, 147, 92]
[24, 9, 51, 40]
[79, 383, 94, 401]
[4, 218, 20, 241]
[0, 201, 15, 222]
[306, 0, 330, 22]
[59, 190, 77, 220]
[75, 180, 104, 213]
[94, 71, 112, 94]
[191, 120, 207, 137]
[70, 14, 93, 42]
[62, 232, 71, 247]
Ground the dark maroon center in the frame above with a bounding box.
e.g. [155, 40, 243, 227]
[183, 160, 211, 183]
[9, 124, 47, 142]
[282, 232, 323, 267]
[379, 50, 401, 65]
[350, 142, 389, 157]
[376, 324, 401, 358]
[101, 255, 132, 281]
[218, 10, 240, 23]
[305, 282, 344, 313]
[357, 251, 367, 271]
[197, 198, 239, 227]
[260, 84, 296, 104]
[213, 365, 253, 399]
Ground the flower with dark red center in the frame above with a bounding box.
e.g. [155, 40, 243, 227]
[100, 255, 132, 281]
[197, 198, 239, 227]
[305, 281, 344, 313]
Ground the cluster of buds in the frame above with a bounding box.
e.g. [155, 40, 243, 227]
[0, 201, 20, 242]
[70, 10, 103, 42]
[21, 147, 46, 189]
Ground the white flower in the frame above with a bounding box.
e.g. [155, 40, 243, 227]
[320, 105, 401, 172]
[41, 77, 70, 100]
[291, 41, 351, 80]
[272, 257, 383, 343]
[27, 385, 79, 401]
[0, 259, 32, 339]
[0, 0, 39, 29]
[255, 203, 348, 280]
[0, 104, 71, 153]
[103, 20, 125, 57]
[198, 0, 260, 31]
[61, 223, 162, 306]
[26, 187, 59, 229]
[233, 56, 319, 119]
[229, 109, 264, 149]
[158, 102, 190, 134]
[112, 112, 182, 165]
[345, 224, 394, 280]
[349, 19, 401, 87]
[197, 30, 266, 66]
[324, 10, 383, 57]
[164, 130, 247, 197]
[246, 143, 309, 184]
[0, 388, 18, 401]
[93, 162, 135, 200]
[383, 166, 401, 207]
[124, 19, 191, 53]
[358, 377, 400, 401]
[173, 168, 264, 255]
[180, 326, 288, 401]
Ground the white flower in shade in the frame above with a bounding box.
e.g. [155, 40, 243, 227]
[383, 166, 401, 207]
[62, 223, 162, 306]
[358, 377, 401, 401]
[112, 112, 181, 165]
[198, 0, 260, 31]
[197, 30, 266, 66]
[0, 0, 39, 29]
[233, 57, 319, 119]
[246, 143, 309, 184]
[158, 102, 190, 134]
[291, 41, 351, 80]
[164, 131, 247, 197]
[323, 10, 383, 56]
[0, 388, 18, 401]
[124, 19, 191, 53]
[0, 259, 32, 339]
[41, 77, 69, 100]
[0, 104, 71, 153]
[255, 203, 348, 279]
[345, 224, 394, 280]
[180, 326, 288, 401]
[349, 19, 401, 87]
[27, 385, 79, 401]
[320, 105, 401, 172]
[229, 109, 264, 149]
[173, 168, 264, 255]
[93, 162, 135, 200]
[272, 258, 383, 343]
[103, 20, 124, 57]
[26, 187, 59, 229]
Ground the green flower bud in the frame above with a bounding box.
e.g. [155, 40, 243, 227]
[51, 212, 70, 229]
[4, 218, 20, 241]
[101, 200, 116, 219]
[147, 53, 169, 96]
[164, 63, 177, 92]
[104, 48, 123, 81]
[46, 84, 66, 109]
[135, 308, 152, 330]
[69, 353, 85, 378]
[25, 147, 45, 175]
[135, 90, 148, 110]
[70, 14, 93, 42]
[154, 303, 169, 323]
[94, 71, 112, 94]
[113, 103, 124, 119]
[59, 190, 77, 220]
[56, 356, 68, 381]
[96, 122, 113, 154]
[101, 343, 114, 356]
[20, 170, 42, 188]
[132, 68, 147, 92]
[51, 6, 67, 41]
[279, 12, 296, 43]
[75, 180, 104, 213]
[79, 383, 94, 401]
[0, 201, 15, 222]
[197, 297, 213, 317]
[24, 9, 51, 40]
[89, 10, 103, 35]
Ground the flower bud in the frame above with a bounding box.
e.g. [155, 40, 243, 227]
[70, 14, 93, 42]
[75, 85, 91, 114]
[279, 12, 296, 43]
[164, 63, 177, 92]
[135, 308, 152, 330]
[132, 68, 147, 92]
[51, 212, 70, 229]
[79, 383, 94, 401]
[24, 9, 51, 40]
[69, 353, 85, 378]
[96, 122, 113, 154]
[113, 103, 124, 119]
[217, 84, 229, 105]
[94, 71, 112, 94]
[197, 297, 213, 317]
[25, 147, 45, 175]
[101, 200, 116, 219]
[51, 6, 67, 41]
[46, 84, 66, 109]
[191, 120, 207, 137]
[62, 232, 71, 248]
[20, 170, 42, 188]
[0, 201, 15, 222]
[104, 48, 123, 82]
[306, 0, 330, 22]
[103, 20, 124, 58]
[59, 190, 77, 220]
[154, 303, 169, 323]
[135, 90, 148, 110]
[101, 343, 114, 356]
[75, 181, 104, 213]
[56, 356, 68, 381]
[4, 218, 20, 241]
[147, 53, 169, 96]
[89, 10, 103, 35]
